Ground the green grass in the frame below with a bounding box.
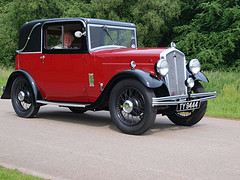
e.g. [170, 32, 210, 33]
[0, 66, 13, 95]
[203, 71, 240, 119]
[0, 67, 239, 119]
[0, 165, 44, 180]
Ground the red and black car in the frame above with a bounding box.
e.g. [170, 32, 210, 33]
[1, 18, 216, 134]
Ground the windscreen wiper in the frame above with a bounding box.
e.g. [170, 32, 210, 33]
[102, 25, 113, 41]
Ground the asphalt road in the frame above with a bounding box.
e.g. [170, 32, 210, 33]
[0, 99, 240, 180]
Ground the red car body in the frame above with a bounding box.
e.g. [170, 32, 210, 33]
[16, 48, 166, 102]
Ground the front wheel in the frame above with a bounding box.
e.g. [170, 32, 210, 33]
[109, 79, 157, 135]
[11, 76, 40, 118]
[167, 82, 207, 126]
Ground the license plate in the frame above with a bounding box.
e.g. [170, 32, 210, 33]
[177, 101, 201, 112]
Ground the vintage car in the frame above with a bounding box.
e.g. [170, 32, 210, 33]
[1, 18, 216, 135]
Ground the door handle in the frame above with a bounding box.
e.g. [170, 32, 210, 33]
[40, 56, 45, 63]
[40, 56, 45, 60]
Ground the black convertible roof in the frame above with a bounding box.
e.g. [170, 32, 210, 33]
[18, 17, 136, 52]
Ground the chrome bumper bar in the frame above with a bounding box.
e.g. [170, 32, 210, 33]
[152, 92, 217, 106]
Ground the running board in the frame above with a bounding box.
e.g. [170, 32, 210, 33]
[36, 100, 90, 108]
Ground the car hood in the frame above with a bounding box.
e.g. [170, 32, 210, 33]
[91, 47, 168, 60]
[91, 47, 169, 76]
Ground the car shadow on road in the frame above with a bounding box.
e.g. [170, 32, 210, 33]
[37, 109, 112, 125]
[36, 108, 205, 135]
[145, 115, 206, 135]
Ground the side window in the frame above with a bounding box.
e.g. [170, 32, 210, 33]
[43, 22, 87, 53]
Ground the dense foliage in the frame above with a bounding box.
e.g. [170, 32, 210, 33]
[174, 0, 240, 71]
[0, 0, 239, 71]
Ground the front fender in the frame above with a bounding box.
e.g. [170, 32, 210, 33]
[186, 70, 209, 83]
[88, 69, 163, 110]
[194, 72, 209, 82]
[1, 70, 42, 101]
[113, 69, 163, 88]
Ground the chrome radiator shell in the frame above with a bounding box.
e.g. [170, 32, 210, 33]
[160, 48, 187, 96]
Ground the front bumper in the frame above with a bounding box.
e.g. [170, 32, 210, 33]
[152, 92, 217, 106]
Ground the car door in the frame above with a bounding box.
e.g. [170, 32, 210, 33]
[37, 21, 89, 102]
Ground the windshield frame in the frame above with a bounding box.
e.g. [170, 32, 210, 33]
[87, 24, 137, 52]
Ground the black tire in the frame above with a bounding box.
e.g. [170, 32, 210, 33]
[109, 79, 157, 135]
[167, 82, 207, 126]
[11, 76, 40, 118]
[69, 107, 87, 114]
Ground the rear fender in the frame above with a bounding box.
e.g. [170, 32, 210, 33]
[1, 70, 42, 101]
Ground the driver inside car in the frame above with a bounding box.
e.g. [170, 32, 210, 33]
[53, 31, 77, 49]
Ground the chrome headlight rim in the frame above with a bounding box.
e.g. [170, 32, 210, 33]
[189, 59, 201, 75]
[155, 59, 169, 77]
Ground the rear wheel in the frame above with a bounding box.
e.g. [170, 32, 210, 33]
[109, 79, 157, 135]
[167, 82, 207, 126]
[11, 76, 40, 118]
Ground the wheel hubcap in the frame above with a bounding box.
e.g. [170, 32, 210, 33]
[18, 91, 25, 102]
[117, 87, 145, 126]
[123, 100, 133, 114]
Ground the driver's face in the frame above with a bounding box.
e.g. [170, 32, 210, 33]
[63, 32, 73, 47]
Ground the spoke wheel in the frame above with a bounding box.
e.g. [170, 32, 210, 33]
[109, 79, 157, 135]
[11, 76, 40, 118]
[116, 87, 145, 126]
[167, 82, 207, 126]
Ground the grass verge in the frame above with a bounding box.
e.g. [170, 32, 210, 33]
[0, 66, 13, 96]
[0, 165, 44, 180]
[202, 71, 240, 119]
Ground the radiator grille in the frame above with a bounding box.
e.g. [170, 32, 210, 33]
[165, 50, 187, 96]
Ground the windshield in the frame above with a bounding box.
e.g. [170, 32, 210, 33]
[88, 24, 137, 51]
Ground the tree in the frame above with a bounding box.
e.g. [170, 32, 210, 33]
[88, 0, 181, 47]
[0, 0, 65, 66]
[174, 0, 240, 71]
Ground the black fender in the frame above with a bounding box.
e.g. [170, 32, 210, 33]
[194, 72, 209, 82]
[186, 70, 209, 83]
[1, 70, 42, 101]
[113, 69, 163, 88]
[88, 69, 163, 110]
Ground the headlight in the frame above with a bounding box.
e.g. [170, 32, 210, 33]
[189, 59, 200, 75]
[156, 59, 169, 76]
[186, 78, 195, 88]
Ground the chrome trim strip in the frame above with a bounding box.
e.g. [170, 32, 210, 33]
[91, 45, 126, 51]
[152, 92, 217, 106]
[36, 100, 90, 108]
[18, 52, 42, 54]
[17, 23, 42, 53]
[61, 25, 64, 48]
[173, 52, 179, 93]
